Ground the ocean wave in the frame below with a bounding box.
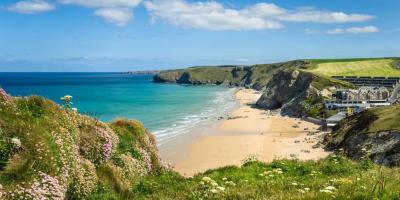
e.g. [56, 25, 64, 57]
[154, 88, 237, 146]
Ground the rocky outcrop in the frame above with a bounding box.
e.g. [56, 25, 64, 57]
[325, 109, 400, 166]
[256, 69, 318, 116]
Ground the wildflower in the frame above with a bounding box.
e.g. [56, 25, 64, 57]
[292, 182, 298, 186]
[222, 177, 227, 181]
[200, 181, 205, 185]
[225, 181, 236, 186]
[259, 173, 265, 177]
[11, 137, 22, 148]
[325, 186, 336, 191]
[216, 186, 225, 191]
[60, 95, 72, 101]
[202, 177, 212, 182]
[211, 182, 218, 187]
[210, 189, 219, 194]
[297, 189, 305, 194]
[356, 178, 361, 181]
[72, 108, 78, 112]
[304, 188, 310, 191]
[320, 189, 333, 194]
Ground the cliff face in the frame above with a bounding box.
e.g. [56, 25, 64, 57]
[255, 69, 352, 117]
[153, 60, 309, 90]
[0, 90, 162, 199]
[325, 105, 400, 166]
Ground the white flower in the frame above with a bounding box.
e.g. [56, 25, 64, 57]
[292, 182, 298, 186]
[304, 187, 310, 191]
[320, 189, 333, 193]
[325, 186, 336, 191]
[11, 137, 21, 148]
[210, 189, 219, 194]
[211, 182, 218, 187]
[297, 189, 305, 193]
[216, 186, 225, 191]
[202, 177, 212, 182]
[71, 108, 78, 112]
[222, 177, 227, 181]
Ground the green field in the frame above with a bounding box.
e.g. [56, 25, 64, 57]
[307, 59, 400, 77]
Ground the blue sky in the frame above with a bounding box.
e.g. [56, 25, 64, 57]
[0, 0, 399, 72]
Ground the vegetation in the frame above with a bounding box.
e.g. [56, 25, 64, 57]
[307, 57, 393, 64]
[306, 58, 400, 77]
[0, 90, 162, 199]
[89, 156, 400, 200]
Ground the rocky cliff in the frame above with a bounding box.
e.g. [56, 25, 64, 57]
[0, 89, 163, 199]
[325, 105, 400, 166]
[255, 69, 353, 117]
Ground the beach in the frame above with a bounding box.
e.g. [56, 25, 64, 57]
[161, 89, 330, 176]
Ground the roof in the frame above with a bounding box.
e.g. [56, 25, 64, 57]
[326, 112, 346, 122]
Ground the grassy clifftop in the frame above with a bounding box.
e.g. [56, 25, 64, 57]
[153, 60, 308, 90]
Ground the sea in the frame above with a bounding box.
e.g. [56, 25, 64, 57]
[0, 73, 237, 145]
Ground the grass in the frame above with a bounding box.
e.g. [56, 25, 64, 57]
[307, 57, 392, 64]
[88, 155, 400, 200]
[306, 58, 400, 77]
[368, 104, 400, 133]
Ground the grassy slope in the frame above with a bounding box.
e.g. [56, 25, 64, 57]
[116, 157, 400, 200]
[0, 93, 162, 199]
[306, 58, 400, 77]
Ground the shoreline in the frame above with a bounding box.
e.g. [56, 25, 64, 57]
[160, 88, 330, 177]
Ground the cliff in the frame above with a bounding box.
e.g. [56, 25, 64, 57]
[256, 69, 353, 117]
[0, 89, 162, 199]
[153, 60, 309, 90]
[325, 105, 400, 166]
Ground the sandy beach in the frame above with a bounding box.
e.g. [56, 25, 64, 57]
[162, 89, 330, 176]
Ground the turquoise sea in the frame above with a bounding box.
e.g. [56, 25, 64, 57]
[0, 73, 237, 144]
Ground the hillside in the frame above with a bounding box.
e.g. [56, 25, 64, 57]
[306, 58, 400, 77]
[0, 89, 163, 199]
[153, 60, 308, 90]
[325, 104, 400, 166]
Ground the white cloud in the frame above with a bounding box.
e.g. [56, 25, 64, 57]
[94, 8, 133, 26]
[59, 0, 142, 8]
[306, 26, 379, 35]
[144, 0, 283, 31]
[7, 0, 55, 14]
[144, 0, 375, 31]
[59, 0, 141, 26]
[326, 26, 379, 34]
[277, 8, 374, 23]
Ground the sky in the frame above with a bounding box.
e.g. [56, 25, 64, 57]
[0, 0, 399, 72]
